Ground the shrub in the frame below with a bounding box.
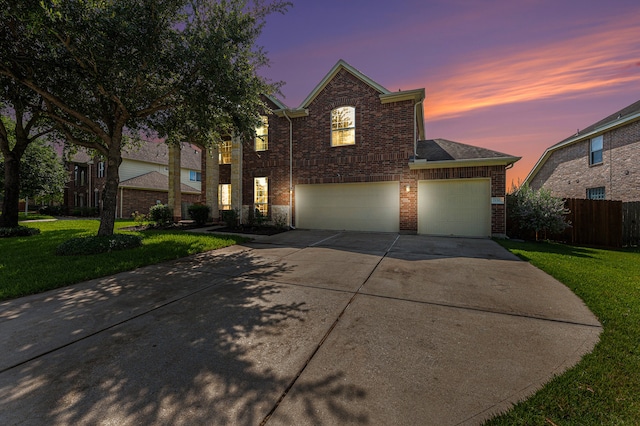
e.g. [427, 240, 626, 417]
[56, 234, 143, 255]
[38, 205, 62, 216]
[508, 184, 570, 241]
[131, 211, 147, 226]
[149, 204, 173, 227]
[273, 212, 288, 230]
[222, 209, 239, 228]
[71, 207, 99, 217]
[0, 226, 41, 238]
[187, 204, 210, 226]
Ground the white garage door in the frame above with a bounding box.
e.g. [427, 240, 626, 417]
[418, 179, 491, 237]
[295, 182, 400, 232]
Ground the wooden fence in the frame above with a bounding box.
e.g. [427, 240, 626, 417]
[623, 201, 640, 247]
[558, 199, 622, 248]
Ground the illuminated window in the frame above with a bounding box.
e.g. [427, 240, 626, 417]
[590, 135, 603, 165]
[331, 106, 355, 146]
[587, 187, 605, 200]
[254, 177, 268, 216]
[218, 184, 231, 210]
[219, 139, 232, 164]
[255, 116, 269, 151]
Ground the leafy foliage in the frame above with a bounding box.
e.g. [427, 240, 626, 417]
[222, 208, 239, 228]
[55, 234, 142, 256]
[187, 203, 210, 226]
[0, 0, 290, 236]
[149, 204, 173, 227]
[0, 225, 40, 237]
[0, 138, 66, 201]
[507, 184, 570, 240]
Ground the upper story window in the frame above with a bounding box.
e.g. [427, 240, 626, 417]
[590, 135, 603, 165]
[587, 187, 605, 200]
[255, 116, 269, 151]
[331, 106, 355, 147]
[97, 161, 105, 178]
[219, 139, 232, 164]
[189, 171, 202, 182]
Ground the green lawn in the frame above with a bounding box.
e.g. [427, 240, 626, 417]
[0, 219, 248, 301]
[486, 240, 640, 425]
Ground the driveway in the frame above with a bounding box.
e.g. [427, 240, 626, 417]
[0, 231, 601, 425]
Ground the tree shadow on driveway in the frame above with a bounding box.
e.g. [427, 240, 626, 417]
[0, 247, 369, 425]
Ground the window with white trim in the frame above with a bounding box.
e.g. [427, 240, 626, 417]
[254, 177, 268, 216]
[590, 135, 603, 165]
[331, 106, 355, 146]
[219, 139, 232, 164]
[189, 170, 202, 182]
[97, 161, 105, 178]
[255, 116, 269, 151]
[218, 184, 231, 210]
[587, 187, 605, 200]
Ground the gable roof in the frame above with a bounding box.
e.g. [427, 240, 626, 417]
[70, 141, 201, 170]
[524, 99, 640, 185]
[119, 171, 200, 193]
[271, 59, 425, 138]
[410, 139, 520, 169]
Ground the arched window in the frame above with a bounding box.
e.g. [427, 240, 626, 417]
[331, 106, 355, 146]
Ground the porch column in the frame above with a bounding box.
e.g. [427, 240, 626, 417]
[168, 143, 182, 222]
[205, 145, 219, 221]
[230, 134, 243, 222]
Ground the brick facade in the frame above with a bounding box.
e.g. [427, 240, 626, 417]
[234, 63, 512, 236]
[530, 119, 640, 201]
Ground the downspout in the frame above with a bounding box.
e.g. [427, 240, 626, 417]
[119, 187, 123, 219]
[282, 110, 294, 229]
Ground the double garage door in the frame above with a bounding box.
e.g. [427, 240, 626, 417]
[295, 182, 400, 232]
[295, 179, 491, 237]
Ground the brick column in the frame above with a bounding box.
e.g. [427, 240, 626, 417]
[168, 143, 182, 222]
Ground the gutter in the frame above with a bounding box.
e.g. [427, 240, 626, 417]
[409, 156, 521, 170]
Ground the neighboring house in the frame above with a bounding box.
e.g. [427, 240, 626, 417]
[525, 99, 640, 201]
[64, 141, 202, 218]
[200, 60, 519, 237]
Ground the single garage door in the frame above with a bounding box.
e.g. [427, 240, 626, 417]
[295, 182, 400, 232]
[418, 179, 491, 237]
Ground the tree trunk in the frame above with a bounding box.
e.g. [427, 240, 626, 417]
[0, 153, 20, 228]
[97, 143, 123, 236]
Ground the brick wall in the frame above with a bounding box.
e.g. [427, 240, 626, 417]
[531, 119, 640, 201]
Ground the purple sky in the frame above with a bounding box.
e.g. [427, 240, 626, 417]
[257, 0, 640, 187]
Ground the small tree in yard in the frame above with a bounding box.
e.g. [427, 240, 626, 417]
[508, 184, 570, 241]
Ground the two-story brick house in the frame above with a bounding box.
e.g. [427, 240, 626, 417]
[200, 60, 519, 237]
[525, 99, 640, 201]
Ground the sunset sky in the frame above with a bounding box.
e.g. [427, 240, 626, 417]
[257, 0, 640, 187]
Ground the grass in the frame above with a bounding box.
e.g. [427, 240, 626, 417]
[486, 240, 640, 425]
[0, 219, 248, 301]
[18, 213, 55, 221]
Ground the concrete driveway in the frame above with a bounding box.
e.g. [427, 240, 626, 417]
[0, 231, 601, 425]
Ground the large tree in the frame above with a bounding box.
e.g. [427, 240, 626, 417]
[0, 0, 289, 235]
[0, 81, 57, 228]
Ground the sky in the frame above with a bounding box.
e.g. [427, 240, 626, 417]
[256, 0, 640, 187]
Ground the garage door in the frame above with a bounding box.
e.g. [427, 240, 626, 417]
[418, 179, 490, 237]
[295, 182, 400, 232]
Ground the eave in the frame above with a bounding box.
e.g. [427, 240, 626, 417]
[409, 156, 521, 170]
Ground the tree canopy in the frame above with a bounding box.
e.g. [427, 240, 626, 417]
[0, 0, 290, 235]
